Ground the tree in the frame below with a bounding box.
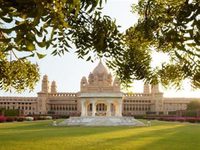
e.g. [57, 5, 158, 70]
[0, 43, 39, 92]
[0, 0, 124, 92]
[187, 101, 200, 111]
[121, 0, 200, 88]
[1, 0, 199, 92]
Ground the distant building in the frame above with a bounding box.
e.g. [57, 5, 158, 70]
[0, 61, 199, 116]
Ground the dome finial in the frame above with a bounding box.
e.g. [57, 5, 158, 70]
[93, 60, 108, 75]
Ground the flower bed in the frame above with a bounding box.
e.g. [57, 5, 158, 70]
[146, 116, 200, 123]
[0, 116, 7, 123]
[6, 117, 16, 122]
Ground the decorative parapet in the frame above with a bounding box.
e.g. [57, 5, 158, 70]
[0, 97, 37, 102]
[123, 93, 152, 97]
[79, 92, 123, 98]
[48, 93, 77, 97]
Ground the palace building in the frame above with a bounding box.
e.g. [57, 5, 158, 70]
[0, 61, 199, 116]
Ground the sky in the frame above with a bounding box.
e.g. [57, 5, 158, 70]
[0, 0, 200, 98]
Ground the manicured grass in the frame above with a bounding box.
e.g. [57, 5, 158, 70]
[0, 120, 200, 150]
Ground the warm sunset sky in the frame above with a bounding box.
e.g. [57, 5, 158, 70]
[1, 0, 200, 98]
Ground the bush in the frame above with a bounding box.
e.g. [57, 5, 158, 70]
[47, 111, 55, 115]
[184, 111, 197, 117]
[185, 117, 197, 123]
[45, 116, 52, 120]
[31, 115, 53, 120]
[16, 117, 25, 122]
[149, 116, 200, 123]
[32, 116, 39, 120]
[4, 109, 19, 116]
[0, 108, 4, 116]
[0, 116, 6, 123]
[168, 111, 177, 115]
[52, 115, 59, 119]
[134, 115, 145, 119]
[38, 116, 46, 120]
[59, 115, 70, 119]
[25, 116, 34, 121]
[6, 117, 16, 122]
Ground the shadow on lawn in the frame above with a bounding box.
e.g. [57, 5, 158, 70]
[0, 120, 138, 142]
[136, 123, 200, 150]
[70, 123, 200, 150]
[1, 120, 200, 150]
[109, 124, 199, 150]
[77, 126, 184, 150]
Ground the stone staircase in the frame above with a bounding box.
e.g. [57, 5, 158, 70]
[58, 116, 145, 126]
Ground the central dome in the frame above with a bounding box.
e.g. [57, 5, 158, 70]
[93, 60, 108, 75]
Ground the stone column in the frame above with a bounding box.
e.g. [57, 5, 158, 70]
[81, 99, 85, 116]
[115, 102, 120, 116]
[92, 101, 96, 117]
[107, 102, 111, 116]
[118, 101, 122, 116]
[85, 101, 88, 116]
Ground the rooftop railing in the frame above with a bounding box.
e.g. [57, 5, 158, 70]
[123, 93, 152, 97]
[49, 93, 77, 97]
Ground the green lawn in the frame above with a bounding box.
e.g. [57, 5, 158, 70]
[0, 120, 200, 150]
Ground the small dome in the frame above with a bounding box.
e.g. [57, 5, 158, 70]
[81, 76, 87, 81]
[93, 60, 108, 75]
[43, 74, 48, 80]
[51, 81, 57, 93]
[51, 81, 56, 86]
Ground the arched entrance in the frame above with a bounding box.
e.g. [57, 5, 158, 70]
[96, 103, 107, 116]
[83, 100, 120, 117]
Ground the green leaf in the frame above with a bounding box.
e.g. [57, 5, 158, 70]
[27, 42, 35, 51]
[36, 52, 46, 59]
[1, 16, 13, 23]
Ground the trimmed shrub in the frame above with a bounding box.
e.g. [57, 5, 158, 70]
[0, 116, 6, 123]
[6, 117, 15, 122]
[38, 116, 45, 120]
[186, 117, 197, 123]
[4, 109, 19, 116]
[25, 116, 34, 121]
[184, 111, 197, 117]
[134, 115, 145, 119]
[45, 116, 52, 120]
[52, 115, 59, 119]
[32, 116, 53, 120]
[33, 116, 39, 120]
[16, 117, 25, 122]
[0, 108, 4, 116]
[59, 115, 70, 119]
[47, 111, 55, 115]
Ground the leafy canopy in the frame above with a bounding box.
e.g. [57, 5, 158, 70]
[0, 0, 199, 92]
[0, 43, 39, 92]
[0, 0, 124, 92]
[121, 0, 200, 88]
[187, 100, 200, 110]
